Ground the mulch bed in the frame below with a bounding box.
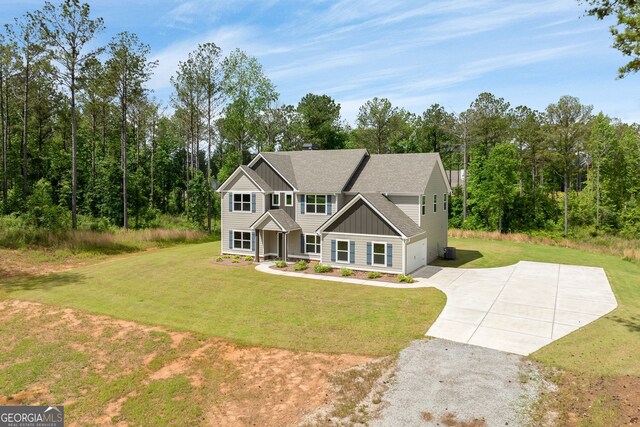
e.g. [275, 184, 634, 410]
[211, 255, 255, 267]
[269, 260, 406, 284]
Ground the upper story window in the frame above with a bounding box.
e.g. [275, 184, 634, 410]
[272, 193, 280, 207]
[285, 193, 293, 207]
[421, 195, 426, 216]
[443, 193, 448, 211]
[233, 193, 251, 212]
[433, 194, 438, 213]
[306, 195, 326, 214]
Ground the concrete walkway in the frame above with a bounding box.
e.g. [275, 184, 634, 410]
[255, 260, 617, 356]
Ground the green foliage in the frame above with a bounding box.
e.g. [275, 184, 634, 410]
[187, 169, 207, 228]
[216, 256, 223, 262]
[274, 260, 287, 268]
[313, 263, 332, 273]
[340, 268, 353, 277]
[293, 260, 308, 271]
[243, 255, 253, 262]
[26, 179, 71, 232]
[367, 271, 382, 279]
[297, 93, 346, 149]
[397, 274, 414, 283]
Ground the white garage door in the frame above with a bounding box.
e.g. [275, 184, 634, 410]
[407, 239, 427, 273]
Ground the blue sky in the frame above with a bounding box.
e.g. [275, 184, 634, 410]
[2, 0, 638, 124]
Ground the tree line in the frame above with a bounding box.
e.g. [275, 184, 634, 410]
[0, 0, 638, 239]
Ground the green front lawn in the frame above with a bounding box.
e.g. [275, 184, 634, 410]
[0, 241, 445, 356]
[434, 238, 640, 377]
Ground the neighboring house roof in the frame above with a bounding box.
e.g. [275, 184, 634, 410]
[345, 153, 448, 194]
[445, 169, 465, 188]
[217, 164, 273, 193]
[317, 193, 425, 239]
[253, 149, 369, 193]
[250, 209, 301, 232]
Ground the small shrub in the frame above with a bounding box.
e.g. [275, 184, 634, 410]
[340, 268, 353, 277]
[314, 264, 332, 273]
[216, 256, 223, 262]
[367, 271, 382, 279]
[397, 274, 415, 283]
[233, 254, 241, 260]
[232, 259, 239, 263]
[244, 256, 254, 262]
[293, 260, 308, 271]
[223, 254, 230, 259]
[274, 260, 287, 268]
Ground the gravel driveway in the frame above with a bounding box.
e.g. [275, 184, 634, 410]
[372, 338, 546, 427]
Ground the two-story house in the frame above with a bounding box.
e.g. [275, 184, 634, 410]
[217, 148, 451, 275]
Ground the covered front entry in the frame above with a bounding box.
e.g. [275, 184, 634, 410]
[250, 209, 301, 262]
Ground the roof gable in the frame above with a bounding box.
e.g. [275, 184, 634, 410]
[324, 198, 400, 236]
[217, 165, 271, 193]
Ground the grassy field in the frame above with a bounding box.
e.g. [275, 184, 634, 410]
[434, 237, 640, 427]
[0, 241, 445, 356]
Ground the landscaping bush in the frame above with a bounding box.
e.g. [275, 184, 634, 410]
[274, 260, 287, 268]
[340, 268, 353, 277]
[293, 260, 308, 271]
[233, 254, 241, 260]
[397, 274, 415, 283]
[367, 271, 382, 279]
[216, 256, 223, 262]
[244, 256, 254, 262]
[232, 259, 239, 263]
[313, 264, 332, 273]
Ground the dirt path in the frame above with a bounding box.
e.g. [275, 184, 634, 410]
[371, 339, 547, 427]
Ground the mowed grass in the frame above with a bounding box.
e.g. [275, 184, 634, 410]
[433, 238, 640, 377]
[0, 241, 445, 356]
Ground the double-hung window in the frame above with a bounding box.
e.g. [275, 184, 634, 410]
[336, 240, 349, 262]
[272, 193, 280, 207]
[421, 195, 426, 215]
[233, 193, 251, 212]
[233, 231, 251, 250]
[372, 242, 386, 266]
[443, 193, 448, 211]
[433, 194, 438, 213]
[305, 234, 320, 254]
[306, 194, 326, 214]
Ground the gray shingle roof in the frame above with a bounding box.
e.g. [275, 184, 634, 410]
[346, 153, 441, 194]
[251, 209, 301, 232]
[359, 193, 426, 238]
[259, 149, 368, 192]
[238, 165, 273, 192]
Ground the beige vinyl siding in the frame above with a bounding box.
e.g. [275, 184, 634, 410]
[287, 230, 320, 259]
[422, 167, 449, 262]
[320, 232, 404, 274]
[295, 193, 338, 235]
[387, 195, 420, 224]
[221, 173, 265, 254]
[261, 230, 278, 256]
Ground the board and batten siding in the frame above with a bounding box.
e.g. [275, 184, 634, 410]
[251, 157, 293, 191]
[320, 232, 404, 274]
[221, 173, 265, 254]
[294, 194, 338, 235]
[387, 195, 420, 224]
[421, 166, 449, 262]
[268, 191, 296, 218]
[324, 199, 399, 236]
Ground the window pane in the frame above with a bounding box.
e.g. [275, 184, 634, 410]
[373, 254, 385, 265]
[337, 251, 348, 261]
[306, 244, 315, 253]
[307, 204, 315, 213]
[234, 231, 242, 239]
[243, 240, 251, 249]
[234, 194, 241, 202]
[337, 241, 348, 251]
[316, 204, 326, 214]
[373, 243, 385, 254]
[306, 195, 315, 204]
[234, 202, 241, 211]
[316, 195, 326, 204]
[286, 194, 293, 205]
[243, 194, 251, 202]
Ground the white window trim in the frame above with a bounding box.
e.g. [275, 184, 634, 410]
[421, 195, 426, 216]
[232, 230, 252, 250]
[372, 241, 387, 267]
[304, 234, 320, 254]
[232, 192, 253, 213]
[284, 192, 294, 207]
[305, 194, 328, 215]
[443, 193, 448, 211]
[433, 194, 437, 213]
[272, 193, 280, 207]
[336, 239, 350, 264]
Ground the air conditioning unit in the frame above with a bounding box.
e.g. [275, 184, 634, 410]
[444, 247, 456, 260]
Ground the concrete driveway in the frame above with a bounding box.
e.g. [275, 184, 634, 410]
[415, 261, 617, 355]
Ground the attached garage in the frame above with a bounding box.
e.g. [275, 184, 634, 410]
[406, 238, 427, 274]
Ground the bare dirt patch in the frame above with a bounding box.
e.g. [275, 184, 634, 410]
[270, 261, 401, 284]
[0, 300, 374, 426]
[0, 248, 90, 279]
[535, 370, 640, 426]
